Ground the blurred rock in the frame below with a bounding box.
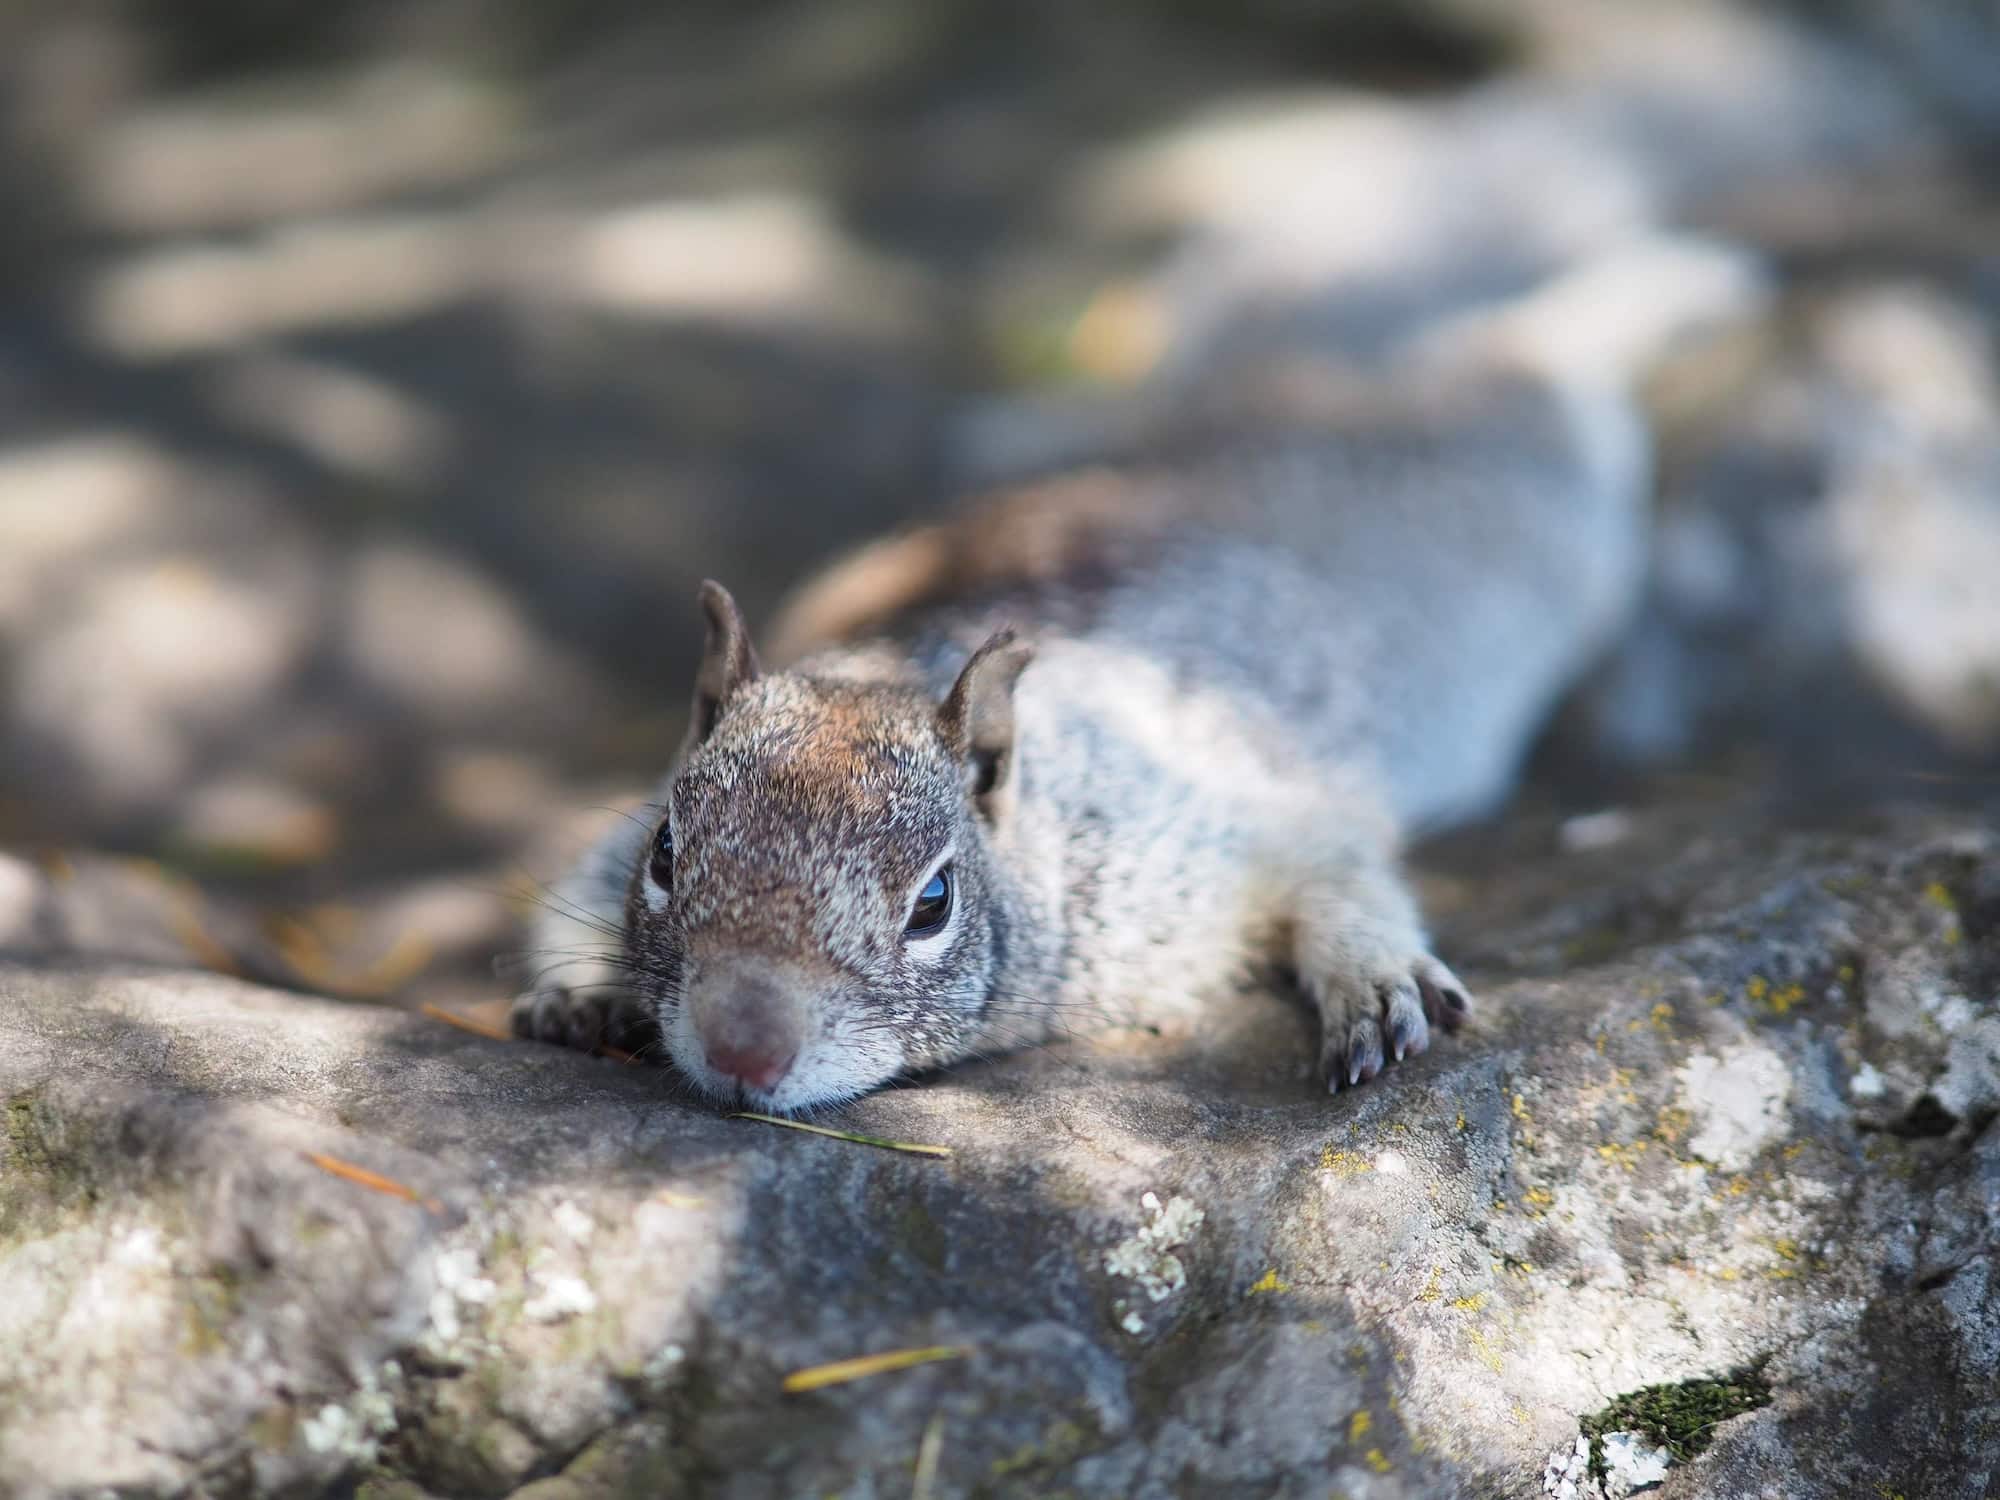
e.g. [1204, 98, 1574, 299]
[339, 543, 603, 737]
[2, 799, 1996, 1497]
[1574, 277, 2000, 775]
[170, 773, 340, 868]
[14, 552, 319, 819]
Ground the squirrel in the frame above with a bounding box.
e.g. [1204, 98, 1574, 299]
[513, 238, 1761, 1110]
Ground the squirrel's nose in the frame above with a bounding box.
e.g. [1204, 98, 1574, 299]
[688, 965, 807, 1094]
[705, 1038, 796, 1092]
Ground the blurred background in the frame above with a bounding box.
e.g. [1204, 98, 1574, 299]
[1, 0, 1997, 1017]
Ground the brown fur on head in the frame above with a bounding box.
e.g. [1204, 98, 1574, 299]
[627, 581, 1034, 1109]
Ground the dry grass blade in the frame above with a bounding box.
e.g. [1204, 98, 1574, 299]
[781, 1345, 969, 1394]
[420, 1002, 514, 1042]
[728, 1113, 952, 1158]
[303, 1151, 443, 1213]
[912, 1413, 945, 1500]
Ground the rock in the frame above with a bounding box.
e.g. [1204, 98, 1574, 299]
[1599, 1431, 1673, 1495]
[3, 800, 1996, 1498]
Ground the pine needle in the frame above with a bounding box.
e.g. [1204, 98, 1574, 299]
[912, 1413, 946, 1500]
[781, 1345, 969, 1393]
[303, 1151, 443, 1213]
[420, 1003, 514, 1042]
[728, 1113, 952, 1158]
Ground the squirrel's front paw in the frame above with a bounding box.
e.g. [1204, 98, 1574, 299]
[510, 971, 657, 1056]
[1305, 947, 1472, 1093]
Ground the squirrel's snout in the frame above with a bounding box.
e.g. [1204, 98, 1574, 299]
[689, 967, 806, 1094]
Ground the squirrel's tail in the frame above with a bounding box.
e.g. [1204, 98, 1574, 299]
[1405, 233, 1766, 394]
[1405, 233, 1766, 492]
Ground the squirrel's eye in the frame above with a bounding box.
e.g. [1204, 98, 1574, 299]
[647, 820, 674, 890]
[904, 865, 953, 938]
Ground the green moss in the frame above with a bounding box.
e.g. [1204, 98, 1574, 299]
[181, 1268, 244, 1356]
[6, 1096, 48, 1167]
[2, 1091, 100, 1238]
[988, 1417, 1094, 1482]
[485, 1225, 522, 1265]
[556, 1422, 682, 1496]
[1558, 927, 1627, 966]
[1581, 1365, 1772, 1479]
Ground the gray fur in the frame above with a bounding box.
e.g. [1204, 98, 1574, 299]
[514, 237, 1764, 1110]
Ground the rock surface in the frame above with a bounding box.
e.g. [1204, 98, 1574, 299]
[4, 4, 2000, 1498]
[4, 799, 1996, 1499]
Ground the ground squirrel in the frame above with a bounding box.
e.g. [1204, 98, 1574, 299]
[514, 239, 1760, 1110]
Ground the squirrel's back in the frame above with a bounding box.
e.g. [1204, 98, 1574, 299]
[772, 237, 1761, 830]
[772, 368, 1635, 829]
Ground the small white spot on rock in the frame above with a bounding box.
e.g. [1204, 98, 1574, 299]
[1678, 1041, 1793, 1172]
[1543, 1434, 1591, 1498]
[1600, 1429, 1672, 1493]
[1930, 992, 1977, 1034]
[1560, 809, 1633, 852]
[299, 1363, 401, 1464]
[551, 1200, 596, 1244]
[111, 1226, 170, 1270]
[1850, 1062, 1887, 1099]
[524, 1270, 598, 1324]
[1541, 1429, 1675, 1499]
[641, 1342, 687, 1384]
[425, 1243, 499, 1351]
[301, 1404, 357, 1456]
[1105, 1191, 1205, 1334]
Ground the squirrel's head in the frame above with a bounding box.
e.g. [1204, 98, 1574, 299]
[627, 580, 1034, 1111]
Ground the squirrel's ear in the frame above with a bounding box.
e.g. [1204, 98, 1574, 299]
[690, 580, 761, 744]
[937, 628, 1034, 821]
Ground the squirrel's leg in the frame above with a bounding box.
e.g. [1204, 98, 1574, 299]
[1287, 822, 1473, 1092]
[510, 810, 656, 1054]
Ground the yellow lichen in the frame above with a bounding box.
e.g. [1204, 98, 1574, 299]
[1653, 1107, 1692, 1147]
[1248, 1268, 1288, 1295]
[1321, 1147, 1370, 1178]
[1348, 1410, 1373, 1444]
[1365, 1448, 1393, 1474]
[1768, 983, 1806, 1015]
[1596, 1140, 1649, 1171]
[1449, 1293, 1488, 1312]
[1466, 1326, 1505, 1372]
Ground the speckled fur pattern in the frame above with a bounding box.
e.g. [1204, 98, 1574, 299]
[513, 240, 1763, 1109]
